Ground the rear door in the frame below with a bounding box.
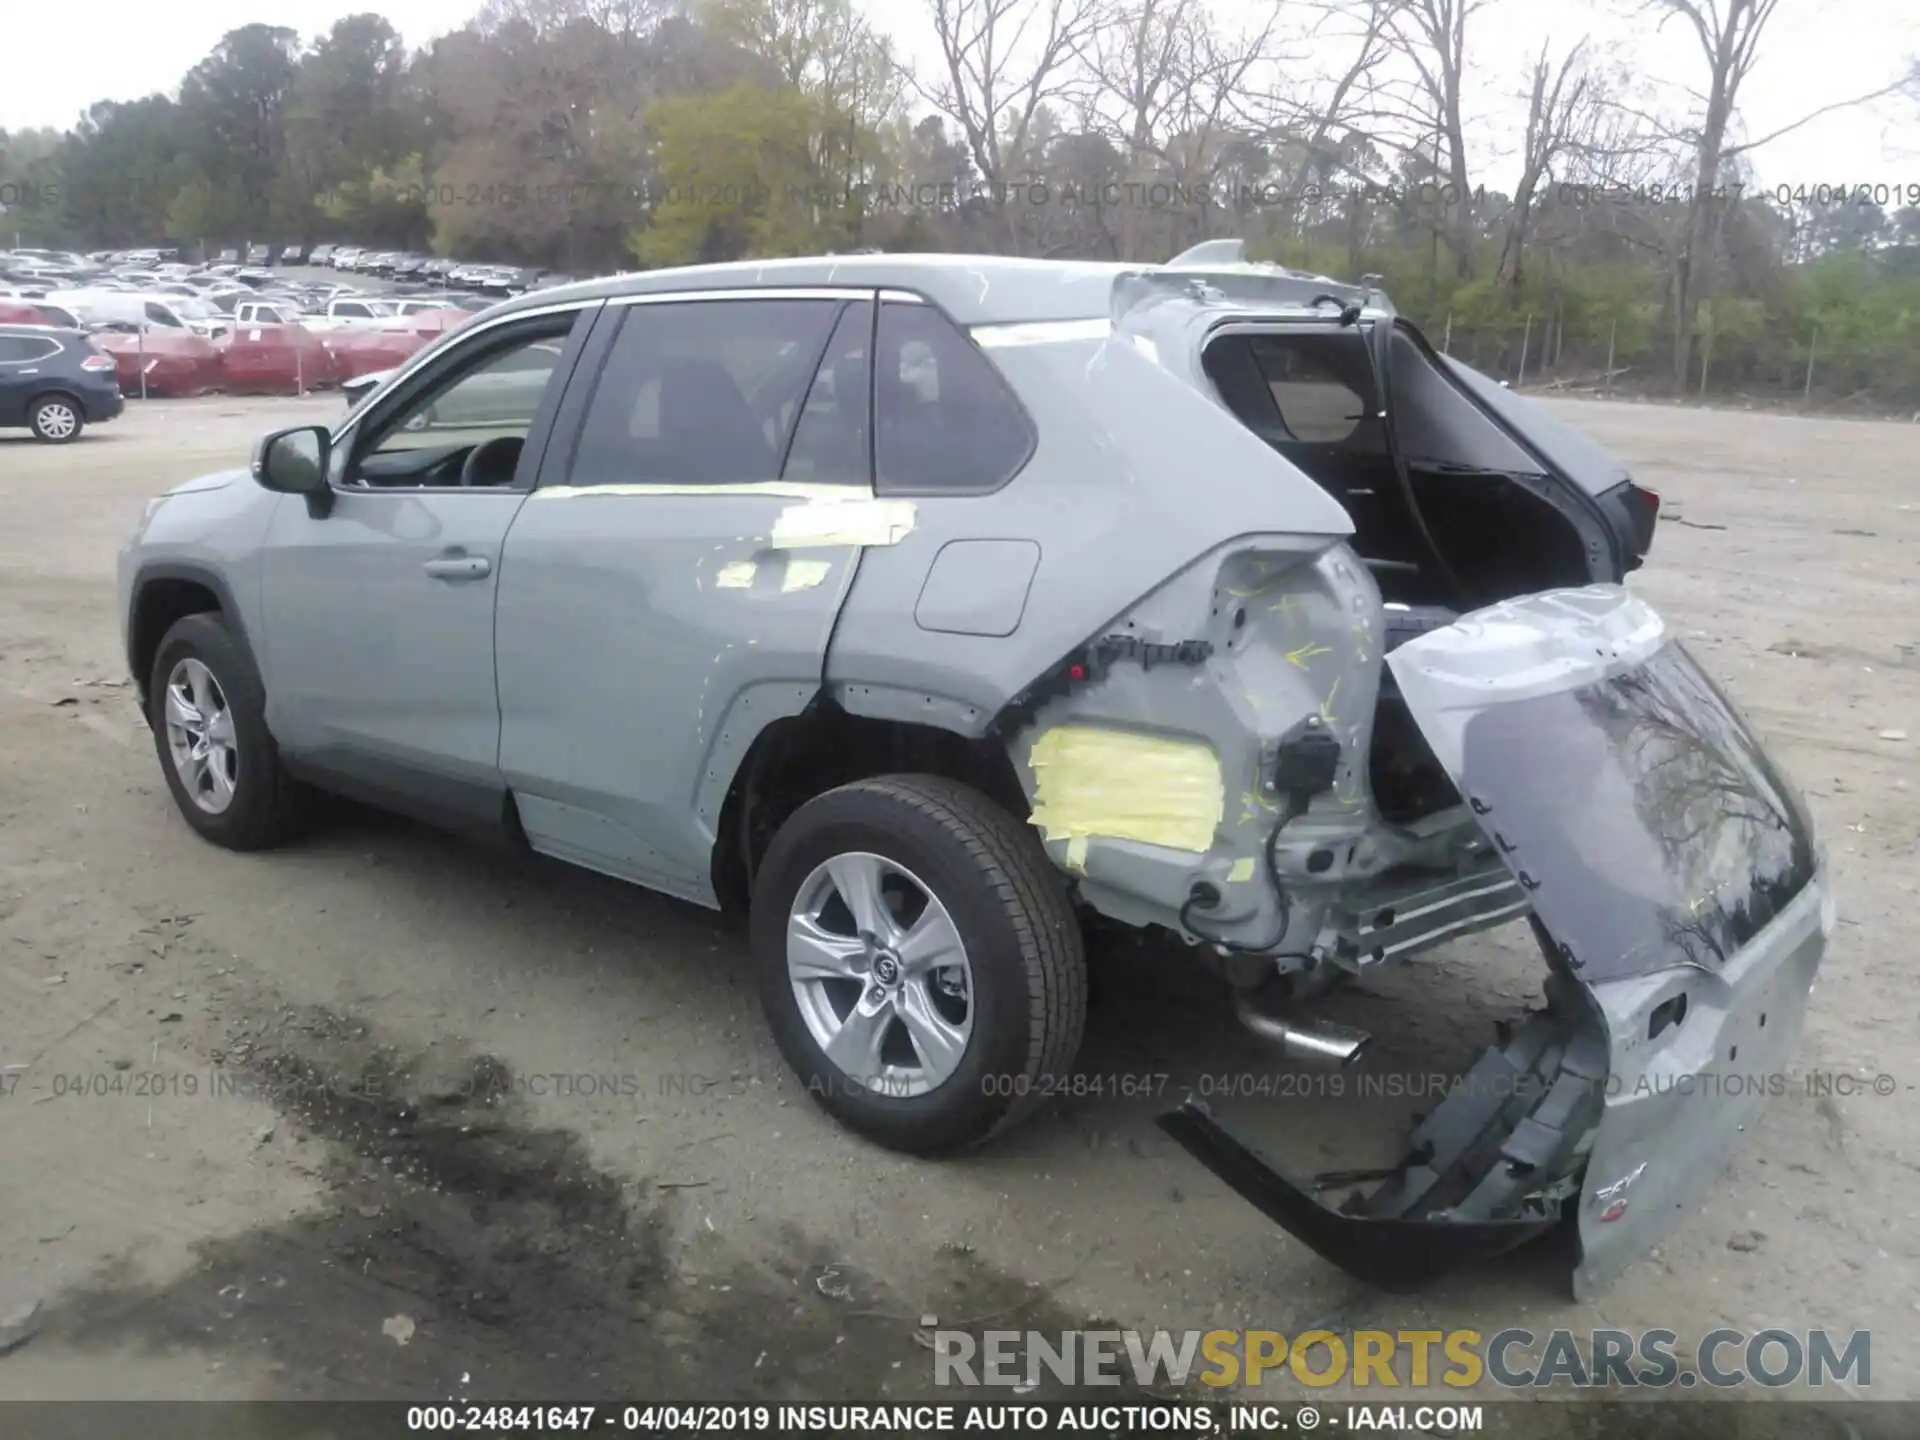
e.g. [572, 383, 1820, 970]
[495, 289, 875, 903]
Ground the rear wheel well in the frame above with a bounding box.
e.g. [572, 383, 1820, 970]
[711, 701, 1029, 913]
[131, 578, 223, 706]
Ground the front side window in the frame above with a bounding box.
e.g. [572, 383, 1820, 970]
[347, 324, 575, 488]
[144, 303, 183, 328]
[874, 302, 1034, 493]
[568, 298, 842, 488]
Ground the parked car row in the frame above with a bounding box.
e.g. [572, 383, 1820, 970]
[314, 247, 577, 297]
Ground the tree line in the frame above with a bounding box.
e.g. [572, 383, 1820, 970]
[3, 0, 1918, 404]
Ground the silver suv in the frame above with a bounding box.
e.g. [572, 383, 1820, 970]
[119, 244, 1831, 1296]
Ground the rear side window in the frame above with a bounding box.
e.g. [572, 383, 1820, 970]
[780, 301, 872, 486]
[568, 298, 841, 488]
[0, 335, 60, 363]
[336, 302, 370, 318]
[874, 302, 1034, 493]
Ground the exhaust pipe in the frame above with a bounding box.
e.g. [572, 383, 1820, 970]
[1235, 1003, 1372, 1068]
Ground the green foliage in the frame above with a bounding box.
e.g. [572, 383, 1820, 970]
[633, 83, 841, 266]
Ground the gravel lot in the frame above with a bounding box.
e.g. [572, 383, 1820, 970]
[0, 394, 1914, 1418]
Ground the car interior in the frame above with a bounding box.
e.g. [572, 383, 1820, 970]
[1202, 323, 1594, 613]
[348, 331, 571, 490]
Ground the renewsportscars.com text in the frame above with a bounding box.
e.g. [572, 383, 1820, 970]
[932, 1327, 1871, 1389]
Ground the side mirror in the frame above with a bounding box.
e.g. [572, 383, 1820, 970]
[253, 424, 334, 518]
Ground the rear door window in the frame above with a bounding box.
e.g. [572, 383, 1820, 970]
[780, 301, 872, 486]
[567, 298, 842, 488]
[0, 335, 60, 363]
[873, 301, 1034, 494]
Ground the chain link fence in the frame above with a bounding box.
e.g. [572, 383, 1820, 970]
[1420, 310, 1920, 415]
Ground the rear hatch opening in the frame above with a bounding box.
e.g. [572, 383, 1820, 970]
[1201, 316, 1622, 826]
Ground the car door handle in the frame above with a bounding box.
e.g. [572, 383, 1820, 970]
[424, 554, 492, 580]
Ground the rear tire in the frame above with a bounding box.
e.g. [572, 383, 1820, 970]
[29, 394, 84, 444]
[148, 613, 308, 850]
[751, 774, 1087, 1155]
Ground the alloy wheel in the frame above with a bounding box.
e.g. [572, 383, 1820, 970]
[163, 658, 239, 814]
[786, 851, 974, 1097]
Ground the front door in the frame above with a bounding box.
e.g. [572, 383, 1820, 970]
[259, 307, 595, 823]
[495, 293, 876, 901]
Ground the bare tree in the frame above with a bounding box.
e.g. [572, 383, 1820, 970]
[1645, 0, 1917, 387]
[1232, 1, 1397, 181]
[918, 0, 1105, 249]
[1072, 0, 1279, 256]
[1385, 0, 1490, 279]
[1493, 41, 1593, 294]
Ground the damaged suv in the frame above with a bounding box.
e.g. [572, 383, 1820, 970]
[120, 241, 1831, 1297]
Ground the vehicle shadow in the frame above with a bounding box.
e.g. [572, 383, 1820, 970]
[281, 795, 1573, 1301]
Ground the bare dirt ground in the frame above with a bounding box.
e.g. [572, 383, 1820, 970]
[0, 394, 1914, 1424]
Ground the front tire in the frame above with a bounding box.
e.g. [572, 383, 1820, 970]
[148, 613, 307, 850]
[29, 394, 84, 443]
[751, 775, 1087, 1155]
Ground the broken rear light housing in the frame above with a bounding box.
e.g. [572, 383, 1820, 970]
[1623, 482, 1660, 554]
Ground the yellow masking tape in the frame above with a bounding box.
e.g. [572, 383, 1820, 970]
[770, 497, 917, 549]
[533, 480, 852, 501]
[782, 558, 835, 592]
[1227, 857, 1257, 882]
[1028, 724, 1225, 856]
[715, 561, 757, 589]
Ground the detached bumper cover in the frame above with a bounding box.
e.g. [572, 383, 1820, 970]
[1157, 1104, 1562, 1292]
[1162, 588, 1832, 1294]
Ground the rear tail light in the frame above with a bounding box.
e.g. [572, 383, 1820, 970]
[1624, 482, 1660, 554]
[80, 354, 116, 372]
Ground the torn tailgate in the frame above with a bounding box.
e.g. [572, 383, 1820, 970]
[1386, 585, 1834, 1296]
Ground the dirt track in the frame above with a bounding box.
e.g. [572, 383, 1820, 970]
[0, 394, 1915, 1417]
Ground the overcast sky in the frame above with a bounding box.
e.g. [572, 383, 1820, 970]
[3, 0, 1915, 192]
